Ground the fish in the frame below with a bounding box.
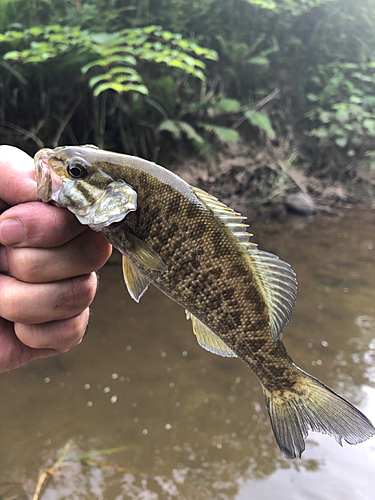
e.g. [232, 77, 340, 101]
[34, 145, 375, 459]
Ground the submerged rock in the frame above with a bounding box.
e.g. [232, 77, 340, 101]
[285, 192, 316, 216]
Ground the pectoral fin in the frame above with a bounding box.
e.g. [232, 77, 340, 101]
[122, 255, 150, 302]
[186, 310, 237, 357]
[125, 231, 168, 273]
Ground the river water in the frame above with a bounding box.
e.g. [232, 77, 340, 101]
[1, 208, 375, 500]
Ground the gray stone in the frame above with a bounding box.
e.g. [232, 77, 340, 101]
[285, 192, 316, 216]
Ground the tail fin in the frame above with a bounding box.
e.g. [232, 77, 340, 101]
[263, 368, 375, 459]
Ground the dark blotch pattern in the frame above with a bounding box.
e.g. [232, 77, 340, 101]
[100, 162, 300, 392]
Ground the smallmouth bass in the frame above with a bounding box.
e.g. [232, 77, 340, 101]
[34, 145, 375, 458]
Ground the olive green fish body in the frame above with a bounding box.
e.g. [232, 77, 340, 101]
[97, 164, 295, 391]
[35, 146, 375, 459]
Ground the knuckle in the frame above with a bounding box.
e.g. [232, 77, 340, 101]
[92, 235, 112, 269]
[8, 248, 41, 283]
[67, 311, 89, 346]
[67, 273, 97, 312]
[14, 310, 89, 351]
[1, 284, 22, 322]
[81, 231, 112, 271]
[65, 312, 89, 347]
[14, 323, 43, 349]
[0, 318, 27, 372]
[53, 318, 87, 351]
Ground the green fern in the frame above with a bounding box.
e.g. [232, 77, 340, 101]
[158, 119, 182, 139]
[1, 24, 217, 98]
[199, 123, 240, 143]
[158, 120, 205, 148]
[245, 110, 276, 139]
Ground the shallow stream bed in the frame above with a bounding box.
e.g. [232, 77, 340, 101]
[1, 208, 375, 500]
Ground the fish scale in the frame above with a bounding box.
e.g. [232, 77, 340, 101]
[35, 145, 375, 459]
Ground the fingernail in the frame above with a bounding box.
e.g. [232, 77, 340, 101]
[0, 219, 24, 245]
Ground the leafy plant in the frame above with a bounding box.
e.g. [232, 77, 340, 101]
[157, 94, 276, 155]
[305, 62, 375, 157]
[0, 17, 217, 153]
[1, 0, 375, 178]
[1, 24, 217, 97]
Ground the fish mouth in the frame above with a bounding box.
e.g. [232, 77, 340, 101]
[35, 148, 63, 203]
[34, 147, 138, 231]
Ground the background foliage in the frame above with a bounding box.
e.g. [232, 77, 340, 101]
[1, 0, 375, 176]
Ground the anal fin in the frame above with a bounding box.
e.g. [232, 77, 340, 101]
[186, 310, 237, 358]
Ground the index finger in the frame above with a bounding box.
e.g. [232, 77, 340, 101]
[0, 146, 88, 246]
[0, 201, 87, 248]
[0, 146, 37, 206]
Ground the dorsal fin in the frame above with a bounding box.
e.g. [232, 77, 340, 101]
[186, 310, 237, 357]
[191, 187, 252, 242]
[191, 186, 297, 344]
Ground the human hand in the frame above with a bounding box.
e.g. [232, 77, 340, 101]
[0, 146, 112, 371]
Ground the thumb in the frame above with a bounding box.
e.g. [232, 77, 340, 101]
[0, 146, 38, 207]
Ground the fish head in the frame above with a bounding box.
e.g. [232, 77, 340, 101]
[34, 145, 137, 231]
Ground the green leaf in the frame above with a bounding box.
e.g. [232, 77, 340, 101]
[88, 74, 111, 88]
[93, 82, 125, 96]
[121, 83, 148, 95]
[158, 119, 182, 139]
[335, 136, 347, 148]
[178, 121, 205, 144]
[109, 66, 140, 77]
[93, 82, 148, 97]
[363, 119, 375, 135]
[352, 72, 373, 82]
[217, 98, 241, 113]
[89, 32, 117, 45]
[177, 40, 190, 50]
[26, 53, 54, 62]
[161, 31, 174, 41]
[246, 0, 277, 10]
[143, 25, 161, 34]
[48, 25, 64, 33]
[3, 51, 22, 60]
[335, 107, 349, 123]
[166, 59, 187, 70]
[349, 95, 362, 104]
[114, 74, 142, 84]
[190, 68, 206, 80]
[81, 55, 137, 74]
[82, 60, 105, 74]
[6, 30, 25, 40]
[200, 123, 239, 143]
[245, 110, 276, 139]
[247, 56, 269, 67]
[49, 33, 66, 43]
[28, 27, 43, 36]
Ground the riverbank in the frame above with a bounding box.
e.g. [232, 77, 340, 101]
[172, 141, 375, 219]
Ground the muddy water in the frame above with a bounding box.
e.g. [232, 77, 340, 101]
[1, 209, 375, 500]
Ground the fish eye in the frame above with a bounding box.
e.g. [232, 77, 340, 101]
[67, 161, 88, 179]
